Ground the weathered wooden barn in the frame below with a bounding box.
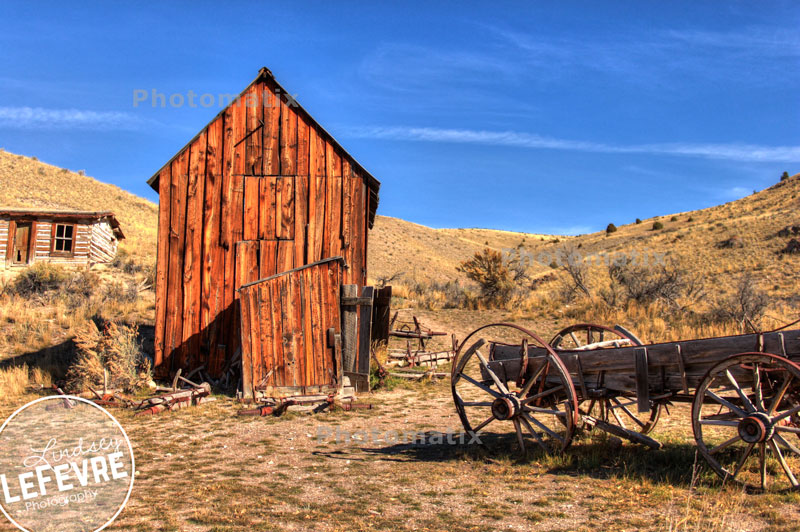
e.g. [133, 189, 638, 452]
[0, 209, 124, 269]
[147, 68, 381, 395]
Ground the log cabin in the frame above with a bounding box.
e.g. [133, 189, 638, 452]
[147, 68, 380, 391]
[0, 209, 124, 269]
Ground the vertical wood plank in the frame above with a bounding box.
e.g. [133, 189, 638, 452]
[259, 240, 278, 278]
[154, 167, 172, 374]
[263, 82, 280, 175]
[202, 117, 224, 363]
[269, 279, 284, 387]
[258, 178, 276, 240]
[165, 149, 190, 373]
[279, 99, 297, 176]
[258, 282, 274, 389]
[279, 276, 295, 386]
[294, 176, 308, 266]
[243, 176, 260, 240]
[292, 269, 305, 392]
[323, 143, 342, 258]
[341, 160, 353, 251]
[310, 263, 327, 385]
[276, 177, 295, 240]
[244, 83, 263, 176]
[231, 94, 247, 176]
[228, 174, 245, 367]
[182, 132, 207, 370]
[239, 283, 254, 399]
[276, 240, 294, 273]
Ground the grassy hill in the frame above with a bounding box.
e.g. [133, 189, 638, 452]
[0, 150, 158, 262]
[370, 174, 800, 305]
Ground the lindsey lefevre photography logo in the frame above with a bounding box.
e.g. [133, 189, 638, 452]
[0, 396, 135, 532]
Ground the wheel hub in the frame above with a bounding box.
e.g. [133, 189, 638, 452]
[738, 411, 774, 443]
[491, 395, 521, 421]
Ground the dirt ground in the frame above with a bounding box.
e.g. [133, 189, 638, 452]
[3, 378, 800, 532]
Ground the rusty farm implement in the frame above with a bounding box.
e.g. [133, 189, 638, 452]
[451, 321, 800, 491]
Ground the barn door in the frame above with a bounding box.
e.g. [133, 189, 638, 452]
[12, 222, 32, 264]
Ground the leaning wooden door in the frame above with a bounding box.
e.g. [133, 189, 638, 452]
[12, 222, 32, 264]
[238, 257, 343, 400]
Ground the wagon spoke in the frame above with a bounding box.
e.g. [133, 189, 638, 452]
[608, 400, 626, 428]
[610, 397, 646, 428]
[709, 434, 742, 455]
[771, 404, 800, 425]
[520, 385, 564, 405]
[731, 442, 756, 480]
[769, 440, 800, 487]
[524, 406, 567, 416]
[474, 349, 509, 395]
[699, 420, 740, 427]
[775, 425, 800, 434]
[704, 389, 748, 418]
[759, 443, 768, 490]
[460, 374, 502, 399]
[472, 414, 496, 433]
[725, 370, 755, 413]
[767, 374, 793, 416]
[569, 332, 581, 347]
[513, 419, 525, 452]
[519, 359, 548, 398]
[753, 363, 764, 411]
[523, 412, 564, 444]
[773, 434, 800, 456]
[519, 413, 548, 451]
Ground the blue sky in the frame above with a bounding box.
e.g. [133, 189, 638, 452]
[1, 2, 798, 235]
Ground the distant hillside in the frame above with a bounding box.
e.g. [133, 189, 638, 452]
[367, 216, 561, 284]
[369, 173, 800, 306]
[0, 150, 157, 261]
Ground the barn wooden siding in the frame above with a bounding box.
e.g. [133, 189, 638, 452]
[148, 68, 380, 380]
[238, 257, 343, 399]
[0, 213, 122, 268]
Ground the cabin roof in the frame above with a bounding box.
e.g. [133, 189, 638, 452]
[0, 209, 125, 239]
[146, 67, 380, 226]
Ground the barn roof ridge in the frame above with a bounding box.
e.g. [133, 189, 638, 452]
[146, 67, 381, 198]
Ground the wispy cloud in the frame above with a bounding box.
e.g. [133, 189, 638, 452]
[345, 125, 800, 163]
[0, 107, 148, 131]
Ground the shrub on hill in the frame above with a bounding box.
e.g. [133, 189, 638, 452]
[606, 223, 617, 234]
[652, 221, 664, 231]
[781, 171, 790, 181]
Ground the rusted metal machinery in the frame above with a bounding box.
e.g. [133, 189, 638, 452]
[451, 321, 800, 491]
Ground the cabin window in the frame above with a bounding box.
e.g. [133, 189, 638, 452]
[52, 223, 75, 255]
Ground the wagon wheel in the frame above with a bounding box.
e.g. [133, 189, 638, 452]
[551, 323, 662, 435]
[452, 323, 578, 454]
[550, 323, 637, 351]
[693, 353, 800, 491]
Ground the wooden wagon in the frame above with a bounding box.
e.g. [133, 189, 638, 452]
[451, 321, 800, 491]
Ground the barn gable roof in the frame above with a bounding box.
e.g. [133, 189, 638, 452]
[146, 67, 380, 226]
[0, 209, 124, 239]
